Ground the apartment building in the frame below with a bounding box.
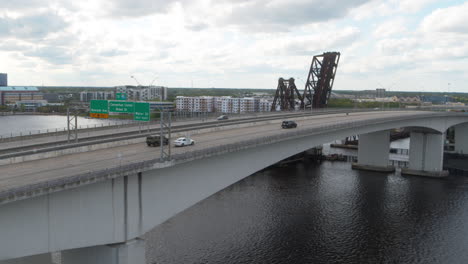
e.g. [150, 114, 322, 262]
[177, 96, 266, 113]
[176, 96, 215, 112]
[115, 85, 168, 101]
[80, 91, 114, 102]
[259, 99, 273, 112]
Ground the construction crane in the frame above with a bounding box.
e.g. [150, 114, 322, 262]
[271, 52, 340, 111]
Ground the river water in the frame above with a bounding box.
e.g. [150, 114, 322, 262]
[144, 161, 468, 264]
[4, 116, 468, 263]
[0, 115, 131, 137]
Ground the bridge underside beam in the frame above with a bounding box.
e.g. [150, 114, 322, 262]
[455, 123, 468, 155]
[61, 239, 145, 264]
[402, 131, 448, 177]
[352, 130, 395, 172]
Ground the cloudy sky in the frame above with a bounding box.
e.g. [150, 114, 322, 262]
[1, 0, 467, 92]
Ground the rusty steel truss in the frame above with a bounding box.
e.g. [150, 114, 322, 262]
[271, 52, 340, 111]
[303, 52, 341, 109]
[270, 78, 302, 111]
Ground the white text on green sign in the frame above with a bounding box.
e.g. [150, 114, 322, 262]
[90, 100, 109, 114]
[109, 101, 134, 113]
[116, 93, 127, 100]
[134, 102, 150, 122]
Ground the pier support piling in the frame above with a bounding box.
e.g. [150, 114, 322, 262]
[61, 238, 145, 264]
[352, 130, 395, 172]
[402, 131, 448, 177]
[454, 123, 468, 155]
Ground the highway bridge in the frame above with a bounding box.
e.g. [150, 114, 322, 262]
[1, 110, 468, 264]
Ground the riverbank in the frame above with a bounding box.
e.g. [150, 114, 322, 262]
[0, 112, 63, 116]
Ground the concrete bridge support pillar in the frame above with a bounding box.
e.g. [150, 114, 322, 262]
[0, 253, 53, 264]
[61, 239, 145, 264]
[402, 131, 448, 177]
[454, 123, 468, 155]
[352, 130, 395, 172]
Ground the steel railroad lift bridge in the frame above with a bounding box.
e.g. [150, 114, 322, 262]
[271, 52, 341, 111]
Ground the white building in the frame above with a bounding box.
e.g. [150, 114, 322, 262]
[176, 96, 215, 112]
[15, 100, 48, 111]
[259, 99, 273, 112]
[80, 91, 114, 102]
[217, 97, 262, 113]
[176, 96, 272, 113]
[239, 97, 259, 113]
[115, 85, 168, 101]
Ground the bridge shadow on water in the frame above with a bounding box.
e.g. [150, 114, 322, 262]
[143, 160, 468, 264]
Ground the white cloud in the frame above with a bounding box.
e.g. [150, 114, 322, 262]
[350, 0, 394, 20]
[396, 0, 438, 13]
[0, 0, 467, 91]
[373, 18, 408, 38]
[421, 2, 468, 34]
[0, 11, 68, 39]
[219, 0, 371, 31]
[376, 37, 420, 55]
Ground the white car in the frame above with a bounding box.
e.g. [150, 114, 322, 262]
[174, 137, 195, 147]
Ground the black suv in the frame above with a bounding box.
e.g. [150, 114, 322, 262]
[282, 120, 297, 129]
[146, 135, 169, 147]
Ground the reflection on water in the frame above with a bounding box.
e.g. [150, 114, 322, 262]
[144, 161, 468, 263]
[0, 115, 131, 136]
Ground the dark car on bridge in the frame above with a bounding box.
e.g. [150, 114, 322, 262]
[282, 121, 297, 129]
[146, 135, 169, 147]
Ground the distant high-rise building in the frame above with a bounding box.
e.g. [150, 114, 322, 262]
[0, 73, 7, 86]
[376, 88, 386, 98]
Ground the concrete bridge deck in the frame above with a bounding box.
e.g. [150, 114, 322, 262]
[0, 110, 361, 154]
[2, 110, 468, 263]
[0, 111, 444, 201]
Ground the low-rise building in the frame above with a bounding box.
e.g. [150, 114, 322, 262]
[398, 96, 421, 104]
[15, 100, 48, 111]
[421, 95, 453, 105]
[149, 101, 175, 112]
[80, 91, 114, 102]
[0, 86, 43, 105]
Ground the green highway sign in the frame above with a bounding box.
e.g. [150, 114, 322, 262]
[134, 102, 150, 122]
[109, 101, 134, 113]
[116, 93, 127, 100]
[90, 100, 109, 114]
